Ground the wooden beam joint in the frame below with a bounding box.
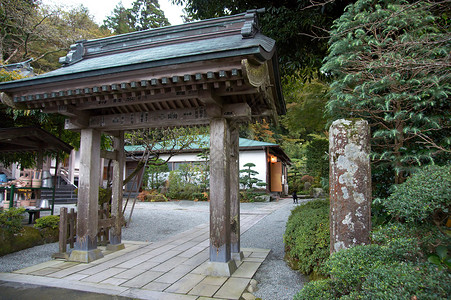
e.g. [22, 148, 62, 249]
[101, 150, 118, 161]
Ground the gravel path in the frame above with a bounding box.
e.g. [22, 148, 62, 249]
[0, 199, 308, 299]
[241, 199, 308, 300]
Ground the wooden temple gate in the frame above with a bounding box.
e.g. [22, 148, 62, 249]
[0, 10, 285, 276]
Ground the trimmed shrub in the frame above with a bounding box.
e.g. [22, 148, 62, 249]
[0, 226, 42, 256]
[0, 207, 25, 234]
[296, 244, 451, 299]
[296, 223, 451, 299]
[357, 262, 451, 299]
[383, 165, 451, 224]
[324, 244, 398, 294]
[137, 190, 168, 202]
[293, 279, 334, 300]
[34, 215, 60, 230]
[39, 227, 59, 243]
[11, 226, 43, 252]
[0, 211, 59, 256]
[0, 228, 13, 255]
[372, 222, 450, 262]
[284, 199, 330, 276]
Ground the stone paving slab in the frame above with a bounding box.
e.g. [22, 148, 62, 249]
[0, 246, 268, 299]
[214, 277, 251, 300]
[0, 199, 289, 299]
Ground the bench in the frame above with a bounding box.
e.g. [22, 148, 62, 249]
[26, 208, 51, 224]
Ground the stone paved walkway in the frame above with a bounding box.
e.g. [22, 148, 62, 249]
[0, 199, 291, 299]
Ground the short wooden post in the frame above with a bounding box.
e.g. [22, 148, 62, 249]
[230, 125, 243, 261]
[107, 131, 125, 251]
[52, 207, 69, 259]
[206, 118, 237, 276]
[59, 207, 68, 254]
[69, 128, 104, 263]
[329, 119, 371, 253]
[69, 208, 75, 248]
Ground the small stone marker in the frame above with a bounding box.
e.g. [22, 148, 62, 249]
[329, 119, 371, 253]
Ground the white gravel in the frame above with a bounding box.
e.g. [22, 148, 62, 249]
[241, 199, 309, 300]
[0, 199, 308, 299]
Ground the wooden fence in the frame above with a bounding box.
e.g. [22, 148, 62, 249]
[53, 203, 115, 259]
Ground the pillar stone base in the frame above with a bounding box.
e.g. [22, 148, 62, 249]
[232, 251, 244, 261]
[68, 249, 103, 263]
[204, 260, 237, 277]
[106, 243, 125, 252]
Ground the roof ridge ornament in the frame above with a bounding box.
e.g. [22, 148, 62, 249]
[241, 8, 265, 39]
[59, 40, 86, 66]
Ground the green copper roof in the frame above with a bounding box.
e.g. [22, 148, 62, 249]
[0, 11, 275, 89]
[124, 136, 278, 153]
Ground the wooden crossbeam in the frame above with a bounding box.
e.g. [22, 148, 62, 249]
[74, 89, 207, 110]
[65, 103, 251, 130]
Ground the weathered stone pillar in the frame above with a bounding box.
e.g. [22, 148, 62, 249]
[206, 118, 237, 276]
[69, 128, 104, 262]
[230, 125, 243, 261]
[329, 119, 371, 253]
[107, 131, 125, 251]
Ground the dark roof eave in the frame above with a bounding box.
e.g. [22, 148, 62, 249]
[0, 127, 73, 154]
[0, 46, 274, 91]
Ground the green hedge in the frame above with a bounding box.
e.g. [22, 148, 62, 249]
[0, 225, 58, 256]
[383, 165, 451, 224]
[295, 243, 451, 300]
[0, 207, 26, 234]
[0, 209, 59, 256]
[294, 163, 451, 299]
[34, 215, 60, 230]
[284, 199, 330, 277]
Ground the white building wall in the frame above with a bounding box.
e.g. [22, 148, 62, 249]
[239, 150, 267, 184]
[161, 150, 268, 184]
[71, 148, 275, 189]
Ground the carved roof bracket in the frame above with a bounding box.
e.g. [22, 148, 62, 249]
[59, 40, 86, 66]
[241, 9, 265, 39]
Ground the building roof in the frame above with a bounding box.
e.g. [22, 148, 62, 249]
[0, 25, 274, 88]
[0, 127, 73, 154]
[0, 11, 286, 125]
[0, 59, 35, 77]
[124, 135, 291, 163]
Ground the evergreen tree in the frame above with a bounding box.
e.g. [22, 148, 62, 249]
[103, 0, 170, 34]
[321, 0, 450, 185]
[172, 0, 355, 78]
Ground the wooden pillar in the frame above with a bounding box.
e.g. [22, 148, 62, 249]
[68, 149, 75, 185]
[329, 119, 371, 253]
[230, 125, 243, 261]
[69, 128, 104, 262]
[107, 131, 125, 251]
[206, 118, 237, 276]
[100, 158, 105, 188]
